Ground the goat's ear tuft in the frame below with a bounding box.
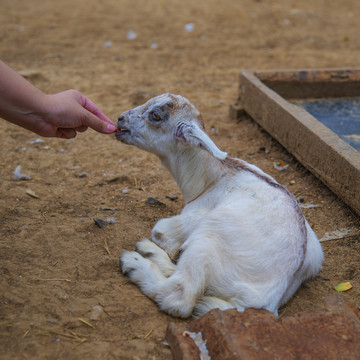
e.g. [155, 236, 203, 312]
[175, 122, 227, 160]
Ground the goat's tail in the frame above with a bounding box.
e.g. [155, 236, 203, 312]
[193, 296, 239, 318]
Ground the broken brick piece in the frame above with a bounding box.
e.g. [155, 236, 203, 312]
[166, 295, 360, 360]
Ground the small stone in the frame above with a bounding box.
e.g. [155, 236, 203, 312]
[184, 23, 194, 32]
[75, 171, 88, 178]
[166, 194, 178, 201]
[106, 175, 129, 184]
[146, 197, 166, 207]
[126, 30, 137, 40]
[283, 18, 291, 25]
[55, 291, 68, 300]
[93, 217, 106, 228]
[90, 305, 103, 321]
[98, 206, 116, 211]
[25, 189, 38, 198]
[29, 138, 44, 144]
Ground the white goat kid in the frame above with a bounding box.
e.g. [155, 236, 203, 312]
[115, 93, 323, 318]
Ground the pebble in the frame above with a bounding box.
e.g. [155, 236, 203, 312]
[90, 305, 103, 321]
[283, 18, 291, 25]
[127, 30, 137, 40]
[166, 194, 178, 201]
[55, 291, 68, 300]
[98, 206, 116, 211]
[93, 217, 106, 228]
[29, 138, 44, 144]
[26, 189, 38, 199]
[106, 217, 116, 224]
[184, 23, 194, 32]
[75, 171, 88, 178]
[146, 197, 166, 207]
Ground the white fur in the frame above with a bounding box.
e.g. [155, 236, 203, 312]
[116, 93, 324, 318]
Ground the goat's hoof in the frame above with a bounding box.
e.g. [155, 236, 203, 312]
[119, 257, 131, 276]
[119, 250, 138, 276]
[135, 238, 156, 258]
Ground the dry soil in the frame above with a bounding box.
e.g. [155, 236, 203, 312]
[1, 0, 360, 359]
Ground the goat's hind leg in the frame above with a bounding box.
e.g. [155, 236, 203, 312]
[135, 238, 176, 277]
[153, 245, 211, 318]
[194, 296, 239, 318]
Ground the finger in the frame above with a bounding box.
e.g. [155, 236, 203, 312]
[82, 110, 116, 134]
[74, 125, 88, 133]
[81, 96, 114, 125]
[56, 128, 77, 139]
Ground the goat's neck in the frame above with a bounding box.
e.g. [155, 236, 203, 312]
[160, 149, 226, 204]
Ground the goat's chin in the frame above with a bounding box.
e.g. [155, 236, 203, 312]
[115, 132, 132, 145]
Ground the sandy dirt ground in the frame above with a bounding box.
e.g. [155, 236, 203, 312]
[1, 0, 360, 359]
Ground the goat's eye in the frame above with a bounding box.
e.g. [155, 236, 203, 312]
[149, 111, 161, 122]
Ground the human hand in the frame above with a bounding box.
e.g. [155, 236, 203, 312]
[0, 60, 116, 139]
[39, 90, 116, 139]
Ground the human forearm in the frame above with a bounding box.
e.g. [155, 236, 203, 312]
[0, 60, 49, 130]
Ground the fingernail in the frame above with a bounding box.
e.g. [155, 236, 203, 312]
[106, 124, 116, 133]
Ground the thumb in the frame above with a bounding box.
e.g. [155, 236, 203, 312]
[56, 128, 77, 139]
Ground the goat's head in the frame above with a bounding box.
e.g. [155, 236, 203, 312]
[115, 93, 227, 160]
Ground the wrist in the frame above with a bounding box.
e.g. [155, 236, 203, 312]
[5, 92, 55, 137]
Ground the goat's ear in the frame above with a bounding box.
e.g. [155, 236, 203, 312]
[176, 122, 228, 160]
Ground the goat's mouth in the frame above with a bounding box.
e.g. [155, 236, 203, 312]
[116, 127, 130, 134]
[115, 127, 131, 141]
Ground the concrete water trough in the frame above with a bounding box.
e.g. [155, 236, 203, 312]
[230, 69, 360, 216]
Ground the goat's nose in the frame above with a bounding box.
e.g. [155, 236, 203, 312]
[118, 114, 125, 122]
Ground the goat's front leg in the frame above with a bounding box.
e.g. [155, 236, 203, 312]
[119, 250, 194, 317]
[135, 238, 176, 277]
[120, 250, 166, 299]
[119, 246, 206, 318]
[151, 215, 187, 259]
